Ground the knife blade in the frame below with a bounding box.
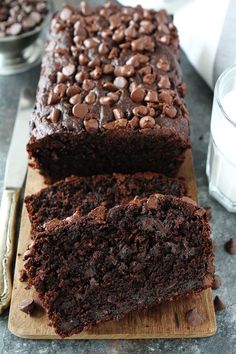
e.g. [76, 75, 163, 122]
[0, 89, 33, 314]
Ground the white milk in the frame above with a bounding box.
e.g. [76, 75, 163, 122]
[206, 89, 236, 211]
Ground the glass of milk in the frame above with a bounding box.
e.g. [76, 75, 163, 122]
[206, 65, 236, 212]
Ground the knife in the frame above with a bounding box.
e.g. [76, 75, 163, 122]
[0, 89, 33, 314]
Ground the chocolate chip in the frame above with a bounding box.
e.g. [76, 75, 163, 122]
[130, 87, 146, 102]
[109, 14, 121, 29]
[148, 107, 156, 117]
[108, 47, 119, 59]
[143, 74, 156, 85]
[131, 36, 155, 52]
[47, 92, 60, 105]
[126, 54, 149, 68]
[214, 296, 226, 312]
[7, 23, 22, 35]
[158, 75, 171, 89]
[75, 72, 89, 84]
[102, 82, 117, 91]
[115, 118, 128, 128]
[125, 26, 137, 38]
[103, 121, 115, 130]
[156, 58, 170, 71]
[139, 116, 156, 129]
[212, 275, 221, 290]
[113, 108, 124, 120]
[158, 23, 170, 34]
[100, 93, 119, 105]
[85, 92, 96, 104]
[90, 67, 102, 80]
[84, 38, 98, 48]
[50, 108, 61, 123]
[30, 11, 42, 24]
[66, 85, 81, 97]
[18, 299, 36, 315]
[57, 72, 68, 84]
[62, 64, 76, 77]
[69, 94, 82, 105]
[132, 105, 148, 117]
[84, 119, 99, 133]
[159, 90, 173, 104]
[139, 20, 155, 34]
[114, 65, 135, 78]
[185, 308, 203, 326]
[144, 90, 158, 103]
[128, 116, 139, 129]
[72, 103, 88, 119]
[98, 43, 109, 54]
[80, 1, 92, 16]
[113, 76, 128, 89]
[163, 105, 177, 118]
[53, 83, 66, 98]
[129, 82, 138, 93]
[225, 238, 236, 255]
[82, 79, 95, 91]
[103, 64, 114, 74]
[139, 66, 152, 76]
[60, 7, 73, 21]
[78, 54, 89, 65]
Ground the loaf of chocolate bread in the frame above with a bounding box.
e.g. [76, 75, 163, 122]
[27, 1, 190, 183]
[24, 194, 214, 338]
[25, 172, 186, 233]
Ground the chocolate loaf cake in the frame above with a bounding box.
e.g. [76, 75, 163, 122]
[27, 1, 190, 183]
[24, 194, 214, 338]
[25, 172, 186, 233]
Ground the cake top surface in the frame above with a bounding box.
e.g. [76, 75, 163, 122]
[30, 1, 189, 140]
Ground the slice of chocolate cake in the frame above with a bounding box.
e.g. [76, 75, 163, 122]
[24, 194, 214, 338]
[25, 172, 186, 233]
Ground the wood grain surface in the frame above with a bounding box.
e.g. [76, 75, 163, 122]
[8, 150, 217, 339]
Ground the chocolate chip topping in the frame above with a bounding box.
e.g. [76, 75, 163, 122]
[214, 296, 226, 312]
[130, 87, 146, 102]
[185, 308, 204, 326]
[0, 0, 48, 37]
[18, 299, 36, 315]
[72, 103, 88, 119]
[30, 2, 188, 136]
[225, 238, 236, 255]
[69, 94, 82, 105]
[144, 90, 158, 103]
[62, 64, 76, 77]
[139, 116, 156, 129]
[113, 108, 124, 120]
[50, 108, 61, 123]
[113, 77, 128, 89]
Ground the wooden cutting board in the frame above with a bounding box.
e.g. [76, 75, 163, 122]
[8, 150, 217, 339]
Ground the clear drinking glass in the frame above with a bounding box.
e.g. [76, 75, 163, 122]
[206, 65, 236, 212]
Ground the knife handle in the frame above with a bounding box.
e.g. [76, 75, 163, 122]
[0, 189, 20, 315]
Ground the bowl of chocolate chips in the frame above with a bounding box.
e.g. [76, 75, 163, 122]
[0, 0, 53, 75]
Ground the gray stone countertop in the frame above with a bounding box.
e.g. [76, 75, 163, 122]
[0, 1, 236, 353]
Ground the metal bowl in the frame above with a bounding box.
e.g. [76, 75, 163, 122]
[0, 0, 54, 75]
